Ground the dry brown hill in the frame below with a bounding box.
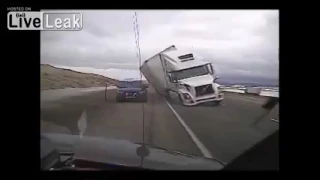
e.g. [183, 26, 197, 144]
[41, 64, 116, 90]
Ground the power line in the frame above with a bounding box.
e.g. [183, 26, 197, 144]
[133, 12, 145, 146]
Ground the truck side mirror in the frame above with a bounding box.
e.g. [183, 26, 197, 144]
[208, 64, 214, 75]
[167, 74, 173, 82]
[214, 76, 220, 81]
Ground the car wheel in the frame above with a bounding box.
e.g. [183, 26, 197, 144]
[140, 95, 148, 102]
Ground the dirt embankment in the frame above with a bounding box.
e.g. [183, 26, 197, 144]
[41, 64, 115, 91]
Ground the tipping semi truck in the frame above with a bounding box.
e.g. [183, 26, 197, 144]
[140, 45, 223, 106]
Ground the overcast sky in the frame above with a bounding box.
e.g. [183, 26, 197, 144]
[41, 10, 279, 80]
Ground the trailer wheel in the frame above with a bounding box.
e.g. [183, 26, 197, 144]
[155, 89, 161, 95]
[140, 94, 148, 102]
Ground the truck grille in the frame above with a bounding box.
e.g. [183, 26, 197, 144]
[195, 84, 214, 97]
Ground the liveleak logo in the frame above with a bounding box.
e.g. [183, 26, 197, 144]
[7, 11, 83, 30]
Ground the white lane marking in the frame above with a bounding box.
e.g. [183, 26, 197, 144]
[78, 110, 87, 139]
[164, 99, 213, 159]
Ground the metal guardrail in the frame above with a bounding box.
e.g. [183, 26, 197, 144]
[221, 88, 278, 98]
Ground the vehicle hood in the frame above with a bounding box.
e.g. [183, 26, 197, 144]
[179, 74, 214, 87]
[41, 133, 224, 170]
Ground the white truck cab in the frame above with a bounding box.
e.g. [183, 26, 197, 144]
[140, 45, 223, 106]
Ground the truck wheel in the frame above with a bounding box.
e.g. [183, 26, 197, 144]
[178, 94, 184, 105]
[215, 101, 222, 105]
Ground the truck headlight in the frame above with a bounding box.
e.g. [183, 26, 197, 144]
[183, 93, 191, 99]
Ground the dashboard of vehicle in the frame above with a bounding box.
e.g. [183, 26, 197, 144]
[48, 159, 146, 171]
[41, 137, 146, 170]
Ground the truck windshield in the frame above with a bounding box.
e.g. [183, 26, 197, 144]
[173, 65, 210, 80]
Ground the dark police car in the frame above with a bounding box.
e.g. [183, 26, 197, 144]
[116, 79, 148, 102]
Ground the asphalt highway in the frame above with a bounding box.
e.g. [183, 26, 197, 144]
[41, 87, 279, 163]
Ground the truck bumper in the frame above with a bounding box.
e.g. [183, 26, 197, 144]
[182, 94, 224, 106]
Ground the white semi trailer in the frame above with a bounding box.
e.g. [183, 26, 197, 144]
[140, 45, 223, 106]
